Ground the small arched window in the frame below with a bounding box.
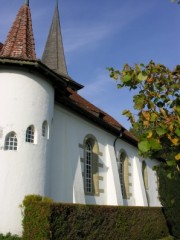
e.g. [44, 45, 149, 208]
[26, 125, 35, 143]
[85, 141, 93, 193]
[117, 150, 130, 199]
[4, 132, 18, 151]
[42, 121, 49, 138]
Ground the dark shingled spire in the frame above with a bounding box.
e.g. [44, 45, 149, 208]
[25, 0, 29, 6]
[42, 0, 68, 75]
[0, 1, 36, 60]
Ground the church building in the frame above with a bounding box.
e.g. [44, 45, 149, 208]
[0, 0, 161, 235]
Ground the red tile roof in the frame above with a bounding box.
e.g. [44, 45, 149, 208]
[0, 4, 36, 60]
[65, 88, 137, 145]
[67, 87, 121, 129]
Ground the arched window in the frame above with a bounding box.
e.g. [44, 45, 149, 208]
[142, 161, 148, 190]
[83, 135, 100, 196]
[26, 125, 35, 143]
[85, 141, 93, 193]
[117, 150, 130, 199]
[4, 132, 18, 150]
[42, 121, 49, 138]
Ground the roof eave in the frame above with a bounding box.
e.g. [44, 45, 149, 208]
[0, 57, 83, 90]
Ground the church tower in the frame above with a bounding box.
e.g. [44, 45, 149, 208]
[0, 1, 55, 235]
[42, 0, 68, 76]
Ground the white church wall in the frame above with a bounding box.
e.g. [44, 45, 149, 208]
[0, 68, 54, 235]
[133, 157, 148, 206]
[106, 144, 123, 205]
[51, 104, 161, 207]
[51, 104, 127, 206]
[51, 105, 109, 205]
[145, 159, 161, 207]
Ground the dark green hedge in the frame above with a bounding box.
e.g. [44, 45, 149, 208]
[22, 195, 169, 240]
[22, 195, 52, 240]
[157, 167, 180, 239]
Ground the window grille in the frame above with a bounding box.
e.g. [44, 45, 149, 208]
[42, 121, 48, 138]
[118, 153, 125, 197]
[5, 132, 18, 150]
[26, 125, 34, 143]
[85, 141, 93, 193]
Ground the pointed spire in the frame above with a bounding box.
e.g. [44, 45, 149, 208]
[0, 2, 36, 60]
[42, 0, 68, 75]
[25, 0, 29, 6]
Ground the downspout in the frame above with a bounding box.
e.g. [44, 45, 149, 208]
[113, 129, 123, 161]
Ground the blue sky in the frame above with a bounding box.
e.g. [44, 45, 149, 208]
[0, 0, 179, 129]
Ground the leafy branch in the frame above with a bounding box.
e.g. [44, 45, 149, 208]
[108, 61, 180, 175]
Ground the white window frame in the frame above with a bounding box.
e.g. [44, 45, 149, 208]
[118, 152, 125, 197]
[5, 132, 18, 151]
[84, 141, 93, 194]
[26, 125, 35, 143]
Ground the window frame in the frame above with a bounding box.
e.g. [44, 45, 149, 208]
[4, 132, 18, 151]
[117, 150, 130, 199]
[42, 120, 49, 139]
[26, 125, 35, 143]
[84, 141, 93, 194]
[83, 134, 100, 196]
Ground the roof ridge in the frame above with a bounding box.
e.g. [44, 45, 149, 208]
[0, 3, 36, 60]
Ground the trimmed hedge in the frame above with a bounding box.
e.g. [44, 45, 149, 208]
[22, 195, 170, 240]
[21, 195, 52, 240]
[157, 167, 180, 239]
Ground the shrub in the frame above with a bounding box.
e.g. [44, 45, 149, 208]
[21, 195, 53, 240]
[22, 195, 170, 240]
[157, 167, 180, 239]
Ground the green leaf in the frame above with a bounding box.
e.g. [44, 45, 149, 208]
[137, 72, 148, 81]
[121, 75, 132, 83]
[166, 160, 176, 167]
[175, 128, 180, 137]
[156, 127, 167, 136]
[150, 113, 158, 122]
[149, 138, 162, 150]
[138, 140, 151, 153]
[167, 172, 173, 179]
[133, 95, 145, 110]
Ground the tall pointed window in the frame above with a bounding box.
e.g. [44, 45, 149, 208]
[117, 150, 130, 199]
[83, 135, 100, 196]
[85, 141, 93, 193]
[26, 125, 35, 143]
[4, 132, 18, 151]
[42, 121, 49, 138]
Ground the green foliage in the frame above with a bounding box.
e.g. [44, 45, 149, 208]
[159, 236, 174, 240]
[108, 62, 180, 175]
[0, 233, 21, 240]
[170, 0, 180, 4]
[21, 195, 53, 240]
[157, 167, 180, 239]
[22, 195, 170, 240]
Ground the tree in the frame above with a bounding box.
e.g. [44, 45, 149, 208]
[108, 61, 180, 176]
[171, 0, 180, 4]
